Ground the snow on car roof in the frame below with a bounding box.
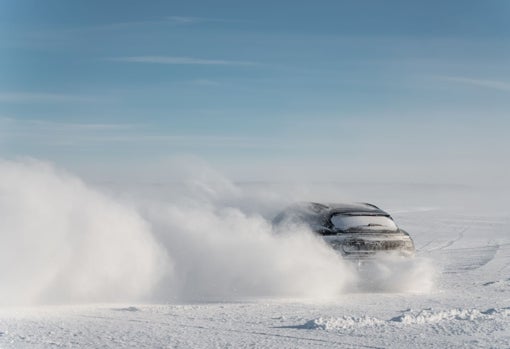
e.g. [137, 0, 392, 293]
[309, 202, 389, 216]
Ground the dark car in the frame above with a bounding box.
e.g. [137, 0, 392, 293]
[273, 202, 415, 258]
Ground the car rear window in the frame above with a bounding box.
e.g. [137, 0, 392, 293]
[330, 214, 398, 231]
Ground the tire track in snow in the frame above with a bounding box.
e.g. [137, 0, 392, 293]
[441, 244, 500, 274]
[420, 228, 467, 253]
[74, 311, 384, 348]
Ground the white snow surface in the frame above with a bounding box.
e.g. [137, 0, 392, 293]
[1, 160, 510, 348]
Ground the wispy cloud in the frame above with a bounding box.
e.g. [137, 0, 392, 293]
[165, 16, 244, 25]
[108, 56, 257, 66]
[0, 117, 133, 131]
[16, 16, 238, 50]
[72, 134, 282, 149]
[188, 79, 223, 87]
[0, 92, 100, 103]
[437, 76, 510, 92]
[166, 16, 210, 25]
[85, 16, 234, 29]
[0, 117, 282, 149]
[81, 16, 228, 30]
[0, 117, 133, 145]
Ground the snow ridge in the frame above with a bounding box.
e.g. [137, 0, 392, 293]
[302, 316, 383, 330]
[302, 307, 510, 331]
[390, 307, 510, 324]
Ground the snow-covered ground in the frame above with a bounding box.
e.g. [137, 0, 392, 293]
[1, 161, 509, 348]
[1, 206, 509, 348]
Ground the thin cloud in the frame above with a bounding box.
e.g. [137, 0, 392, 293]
[26, 120, 134, 131]
[1, 117, 283, 149]
[79, 16, 235, 29]
[77, 16, 218, 30]
[437, 76, 510, 92]
[17, 16, 238, 49]
[166, 16, 244, 25]
[108, 56, 258, 66]
[0, 92, 100, 103]
[166, 16, 209, 24]
[188, 79, 223, 86]
[0, 117, 134, 131]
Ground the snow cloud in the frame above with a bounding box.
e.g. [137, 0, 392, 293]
[0, 159, 170, 305]
[0, 158, 435, 305]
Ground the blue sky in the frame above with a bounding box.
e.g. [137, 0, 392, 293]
[1, 0, 509, 184]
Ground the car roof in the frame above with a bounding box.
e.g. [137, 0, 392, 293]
[307, 202, 390, 216]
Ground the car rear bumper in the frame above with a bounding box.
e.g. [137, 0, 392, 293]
[323, 232, 415, 258]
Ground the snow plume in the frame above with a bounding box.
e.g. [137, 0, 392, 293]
[0, 159, 169, 305]
[0, 159, 435, 305]
[353, 254, 436, 293]
[148, 204, 355, 300]
[118, 160, 358, 300]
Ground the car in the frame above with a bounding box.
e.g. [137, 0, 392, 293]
[272, 202, 415, 258]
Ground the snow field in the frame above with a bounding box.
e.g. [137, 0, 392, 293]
[0, 160, 509, 347]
